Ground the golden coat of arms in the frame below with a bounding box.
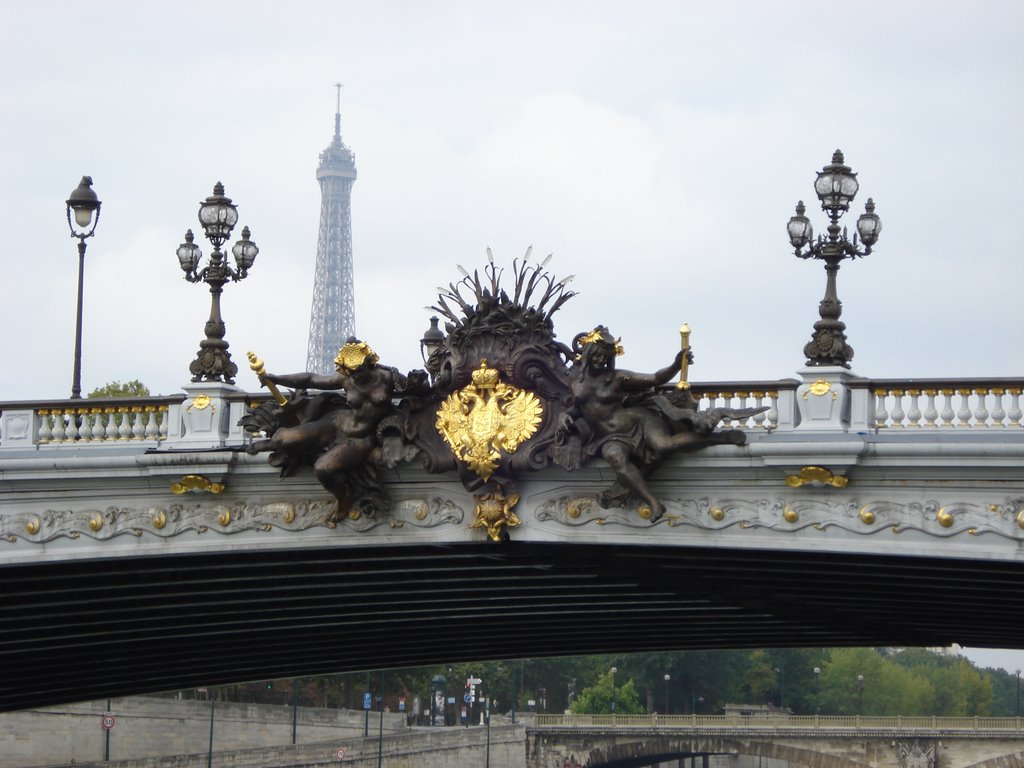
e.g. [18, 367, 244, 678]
[435, 360, 543, 481]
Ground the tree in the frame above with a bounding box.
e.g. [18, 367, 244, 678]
[571, 668, 644, 715]
[88, 380, 150, 398]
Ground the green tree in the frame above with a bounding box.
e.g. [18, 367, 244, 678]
[88, 379, 150, 398]
[571, 668, 644, 714]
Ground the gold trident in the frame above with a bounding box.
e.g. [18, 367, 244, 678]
[247, 351, 287, 405]
[676, 323, 691, 390]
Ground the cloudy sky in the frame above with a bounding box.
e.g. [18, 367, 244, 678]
[2, 2, 1022, 670]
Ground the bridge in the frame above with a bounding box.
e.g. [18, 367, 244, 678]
[7, 699, 1024, 768]
[2, 364, 1023, 713]
[527, 714, 1024, 768]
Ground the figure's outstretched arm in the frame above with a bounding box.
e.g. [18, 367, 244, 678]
[265, 371, 344, 390]
[620, 350, 688, 391]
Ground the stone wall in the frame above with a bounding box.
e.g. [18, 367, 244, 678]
[20, 724, 526, 768]
[0, 696, 406, 767]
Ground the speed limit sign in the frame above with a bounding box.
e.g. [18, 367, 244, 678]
[336, 747, 346, 760]
[101, 714, 116, 730]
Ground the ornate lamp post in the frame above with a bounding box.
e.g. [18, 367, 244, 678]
[176, 182, 258, 383]
[66, 176, 101, 398]
[663, 674, 670, 715]
[856, 674, 865, 715]
[787, 150, 882, 368]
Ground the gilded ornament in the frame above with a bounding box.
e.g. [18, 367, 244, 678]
[188, 394, 212, 411]
[333, 340, 379, 372]
[471, 489, 521, 542]
[435, 359, 543, 481]
[26, 517, 41, 535]
[170, 474, 225, 495]
[783, 506, 799, 523]
[216, 508, 231, 527]
[710, 507, 725, 522]
[88, 512, 103, 532]
[859, 508, 876, 525]
[785, 466, 848, 489]
[936, 507, 954, 528]
[1017, 510, 1024, 530]
[152, 510, 167, 529]
[808, 379, 832, 397]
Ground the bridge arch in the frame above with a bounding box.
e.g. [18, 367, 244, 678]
[552, 736, 875, 768]
[962, 751, 1024, 768]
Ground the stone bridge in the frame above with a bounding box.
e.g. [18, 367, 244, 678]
[526, 716, 1024, 768]
[1, 369, 1023, 712]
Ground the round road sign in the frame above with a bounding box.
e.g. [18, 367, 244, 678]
[101, 714, 116, 730]
[336, 747, 346, 760]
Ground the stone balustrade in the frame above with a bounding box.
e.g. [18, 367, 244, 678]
[861, 379, 1024, 429]
[2, 374, 1021, 452]
[534, 713, 1024, 732]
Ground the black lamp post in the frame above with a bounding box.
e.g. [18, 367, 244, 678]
[813, 666, 821, 715]
[787, 150, 882, 368]
[775, 666, 785, 710]
[610, 666, 617, 715]
[176, 182, 258, 384]
[664, 674, 670, 715]
[1016, 669, 1020, 718]
[857, 674, 865, 715]
[66, 176, 101, 399]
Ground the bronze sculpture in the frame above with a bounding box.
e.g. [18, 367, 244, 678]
[243, 339, 423, 520]
[558, 326, 760, 522]
[243, 255, 762, 537]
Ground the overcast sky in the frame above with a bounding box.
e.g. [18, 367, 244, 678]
[2, 2, 1022, 670]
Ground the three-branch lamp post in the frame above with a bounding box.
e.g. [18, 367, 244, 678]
[66, 176, 101, 399]
[176, 182, 258, 384]
[787, 150, 882, 368]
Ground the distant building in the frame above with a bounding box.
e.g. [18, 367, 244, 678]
[306, 86, 358, 374]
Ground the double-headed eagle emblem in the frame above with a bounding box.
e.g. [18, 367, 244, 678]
[435, 360, 543, 481]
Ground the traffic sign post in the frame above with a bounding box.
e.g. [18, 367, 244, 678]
[336, 746, 346, 760]
[101, 714, 116, 730]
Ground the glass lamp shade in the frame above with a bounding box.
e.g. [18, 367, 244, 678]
[176, 229, 202, 273]
[231, 226, 259, 271]
[198, 182, 239, 243]
[814, 149, 859, 215]
[787, 201, 813, 249]
[419, 316, 445, 362]
[856, 198, 882, 246]
[66, 175, 101, 236]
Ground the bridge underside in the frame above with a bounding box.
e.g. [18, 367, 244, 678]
[4, 540, 1023, 712]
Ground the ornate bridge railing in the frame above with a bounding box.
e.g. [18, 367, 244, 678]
[3, 376, 1021, 451]
[533, 713, 1024, 733]
[857, 379, 1024, 430]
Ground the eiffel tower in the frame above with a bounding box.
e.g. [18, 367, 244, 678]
[306, 84, 357, 373]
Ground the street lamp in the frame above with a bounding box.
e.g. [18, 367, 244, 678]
[1015, 669, 1020, 718]
[176, 182, 259, 384]
[691, 694, 704, 714]
[66, 176, 101, 399]
[857, 674, 865, 715]
[420, 316, 445, 365]
[787, 149, 882, 368]
[664, 674, 670, 715]
[813, 666, 821, 715]
[775, 666, 785, 710]
[610, 667, 617, 714]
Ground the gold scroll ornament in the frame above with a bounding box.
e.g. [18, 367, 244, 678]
[435, 360, 543, 481]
